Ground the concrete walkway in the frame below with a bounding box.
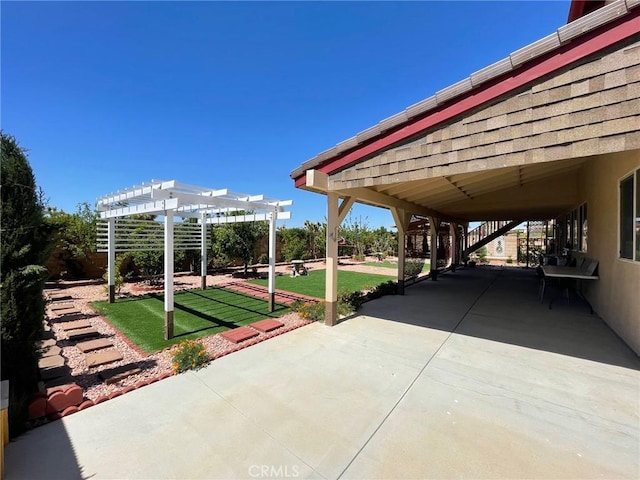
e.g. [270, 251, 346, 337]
[5, 267, 639, 479]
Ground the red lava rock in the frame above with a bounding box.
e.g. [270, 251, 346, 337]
[158, 373, 172, 380]
[78, 400, 94, 410]
[46, 391, 71, 414]
[93, 396, 109, 404]
[61, 406, 79, 417]
[64, 385, 84, 407]
[147, 377, 158, 385]
[121, 386, 135, 394]
[108, 391, 122, 400]
[28, 397, 47, 420]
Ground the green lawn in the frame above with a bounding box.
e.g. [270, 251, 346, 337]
[92, 287, 288, 353]
[249, 269, 395, 299]
[364, 260, 431, 272]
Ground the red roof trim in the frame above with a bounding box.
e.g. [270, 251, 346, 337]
[567, 0, 606, 23]
[294, 10, 639, 189]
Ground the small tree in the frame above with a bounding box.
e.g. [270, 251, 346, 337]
[279, 226, 309, 262]
[45, 202, 98, 278]
[210, 213, 268, 275]
[1, 132, 52, 436]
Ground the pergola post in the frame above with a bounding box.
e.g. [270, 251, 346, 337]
[164, 210, 174, 340]
[268, 209, 277, 312]
[429, 216, 440, 281]
[391, 208, 410, 295]
[200, 213, 207, 290]
[107, 218, 116, 303]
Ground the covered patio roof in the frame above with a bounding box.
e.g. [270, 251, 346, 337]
[291, 0, 639, 224]
[289, 0, 640, 326]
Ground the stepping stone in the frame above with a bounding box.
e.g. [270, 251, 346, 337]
[39, 355, 65, 369]
[76, 338, 113, 353]
[99, 365, 142, 385]
[251, 319, 284, 333]
[51, 303, 75, 311]
[42, 345, 62, 358]
[220, 326, 260, 344]
[86, 350, 123, 367]
[66, 328, 100, 341]
[60, 320, 92, 331]
[40, 338, 57, 348]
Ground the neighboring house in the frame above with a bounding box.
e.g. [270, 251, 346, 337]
[290, 0, 640, 354]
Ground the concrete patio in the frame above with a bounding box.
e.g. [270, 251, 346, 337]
[5, 266, 639, 479]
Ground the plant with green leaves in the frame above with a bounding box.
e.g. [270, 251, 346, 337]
[102, 254, 129, 295]
[171, 340, 209, 374]
[295, 300, 354, 322]
[1, 132, 53, 436]
[279, 226, 309, 262]
[210, 213, 268, 275]
[404, 259, 425, 279]
[45, 202, 98, 277]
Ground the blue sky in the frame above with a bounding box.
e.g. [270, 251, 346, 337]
[2, 1, 569, 228]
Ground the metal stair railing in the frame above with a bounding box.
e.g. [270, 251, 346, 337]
[464, 220, 521, 257]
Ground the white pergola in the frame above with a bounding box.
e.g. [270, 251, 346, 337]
[97, 180, 292, 340]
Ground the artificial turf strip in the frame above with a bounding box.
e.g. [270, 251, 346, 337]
[249, 269, 395, 299]
[91, 287, 288, 353]
[364, 260, 431, 271]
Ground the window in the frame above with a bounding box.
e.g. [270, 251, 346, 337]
[619, 168, 640, 261]
[579, 203, 587, 252]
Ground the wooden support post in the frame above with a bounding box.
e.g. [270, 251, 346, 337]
[391, 208, 410, 295]
[201, 213, 207, 290]
[164, 210, 174, 340]
[450, 222, 458, 272]
[268, 210, 277, 312]
[107, 218, 115, 303]
[429, 216, 440, 281]
[326, 193, 340, 326]
[324, 193, 354, 326]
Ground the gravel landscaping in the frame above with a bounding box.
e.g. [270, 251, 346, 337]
[45, 274, 309, 401]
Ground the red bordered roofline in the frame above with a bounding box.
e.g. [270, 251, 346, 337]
[293, 9, 640, 189]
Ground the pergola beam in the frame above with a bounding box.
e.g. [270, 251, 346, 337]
[99, 199, 180, 219]
[206, 212, 291, 224]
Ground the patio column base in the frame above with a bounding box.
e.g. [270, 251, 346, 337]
[325, 301, 337, 326]
[268, 292, 275, 313]
[164, 311, 174, 340]
[109, 285, 115, 304]
[398, 279, 405, 295]
[431, 269, 438, 281]
[201, 276, 206, 290]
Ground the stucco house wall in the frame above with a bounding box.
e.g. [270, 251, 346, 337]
[581, 152, 640, 354]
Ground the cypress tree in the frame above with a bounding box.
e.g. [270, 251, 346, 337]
[1, 132, 51, 436]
